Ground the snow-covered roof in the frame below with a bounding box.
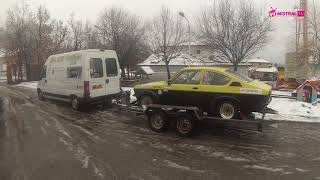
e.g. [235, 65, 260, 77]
[247, 58, 271, 64]
[139, 66, 154, 75]
[255, 67, 278, 73]
[139, 53, 251, 66]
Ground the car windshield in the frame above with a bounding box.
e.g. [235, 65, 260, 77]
[227, 70, 253, 82]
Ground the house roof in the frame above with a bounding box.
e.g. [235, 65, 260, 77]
[139, 53, 251, 67]
[255, 67, 278, 73]
[296, 80, 318, 90]
[138, 66, 154, 75]
[247, 58, 271, 64]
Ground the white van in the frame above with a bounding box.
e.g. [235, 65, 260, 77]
[37, 49, 121, 110]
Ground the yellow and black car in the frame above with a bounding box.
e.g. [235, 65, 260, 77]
[134, 67, 272, 119]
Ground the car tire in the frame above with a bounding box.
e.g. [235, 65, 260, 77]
[217, 100, 239, 119]
[38, 89, 45, 101]
[147, 110, 169, 132]
[71, 96, 81, 111]
[175, 115, 196, 137]
[139, 95, 154, 110]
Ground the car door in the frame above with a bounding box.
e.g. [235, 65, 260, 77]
[198, 71, 231, 109]
[162, 70, 202, 106]
[89, 58, 106, 98]
[105, 58, 120, 95]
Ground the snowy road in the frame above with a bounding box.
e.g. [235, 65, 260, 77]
[1, 84, 320, 179]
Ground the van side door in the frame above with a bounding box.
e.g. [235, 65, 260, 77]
[105, 58, 120, 95]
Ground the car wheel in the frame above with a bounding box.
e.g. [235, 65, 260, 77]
[71, 96, 80, 111]
[217, 101, 239, 119]
[139, 96, 154, 110]
[38, 89, 45, 101]
[175, 115, 196, 137]
[148, 110, 168, 132]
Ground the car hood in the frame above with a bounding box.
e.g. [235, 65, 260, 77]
[248, 80, 272, 94]
[134, 81, 167, 90]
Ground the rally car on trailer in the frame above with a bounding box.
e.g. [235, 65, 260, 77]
[134, 67, 272, 120]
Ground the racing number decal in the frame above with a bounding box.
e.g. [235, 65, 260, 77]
[240, 88, 262, 95]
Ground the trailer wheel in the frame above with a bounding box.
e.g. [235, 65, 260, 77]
[148, 110, 168, 132]
[175, 115, 196, 137]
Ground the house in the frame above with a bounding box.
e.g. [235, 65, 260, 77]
[138, 43, 252, 81]
[0, 51, 6, 80]
[246, 58, 272, 68]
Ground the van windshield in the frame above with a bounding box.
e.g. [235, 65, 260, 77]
[90, 58, 103, 78]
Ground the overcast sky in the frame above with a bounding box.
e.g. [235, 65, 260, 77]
[0, 0, 306, 64]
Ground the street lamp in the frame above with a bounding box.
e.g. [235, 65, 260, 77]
[179, 11, 191, 56]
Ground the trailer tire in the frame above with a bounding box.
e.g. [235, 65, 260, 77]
[175, 115, 196, 137]
[147, 110, 168, 132]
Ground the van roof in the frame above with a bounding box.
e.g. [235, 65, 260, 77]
[48, 49, 116, 57]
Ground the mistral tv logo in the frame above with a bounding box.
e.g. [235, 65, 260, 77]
[269, 7, 304, 17]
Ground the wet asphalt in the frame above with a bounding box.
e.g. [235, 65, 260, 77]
[1, 84, 320, 180]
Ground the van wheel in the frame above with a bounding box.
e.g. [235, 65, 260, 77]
[139, 96, 154, 110]
[217, 101, 239, 119]
[38, 89, 45, 101]
[71, 96, 80, 111]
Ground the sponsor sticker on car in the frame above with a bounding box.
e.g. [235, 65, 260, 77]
[240, 88, 262, 95]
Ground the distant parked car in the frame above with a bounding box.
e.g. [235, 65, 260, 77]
[134, 67, 272, 119]
[37, 49, 121, 110]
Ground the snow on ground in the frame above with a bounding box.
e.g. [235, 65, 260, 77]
[121, 87, 137, 101]
[267, 97, 320, 122]
[15, 81, 38, 89]
[271, 90, 292, 97]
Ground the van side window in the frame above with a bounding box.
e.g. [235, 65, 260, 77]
[90, 58, 103, 78]
[41, 65, 47, 79]
[67, 67, 82, 79]
[105, 58, 118, 77]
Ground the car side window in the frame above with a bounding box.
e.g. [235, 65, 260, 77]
[90, 58, 103, 78]
[172, 70, 201, 84]
[203, 71, 230, 85]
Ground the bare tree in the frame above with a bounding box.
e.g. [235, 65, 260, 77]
[198, 0, 272, 71]
[309, 0, 320, 63]
[34, 5, 51, 65]
[4, 3, 36, 81]
[148, 6, 187, 80]
[49, 20, 68, 54]
[96, 7, 147, 78]
[68, 14, 90, 51]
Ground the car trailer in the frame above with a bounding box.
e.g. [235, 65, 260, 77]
[114, 91, 275, 137]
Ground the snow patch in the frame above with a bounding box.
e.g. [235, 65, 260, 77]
[15, 81, 38, 89]
[295, 168, 310, 172]
[244, 165, 284, 173]
[164, 160, 205, 173]
[267, 97, 320, 122]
